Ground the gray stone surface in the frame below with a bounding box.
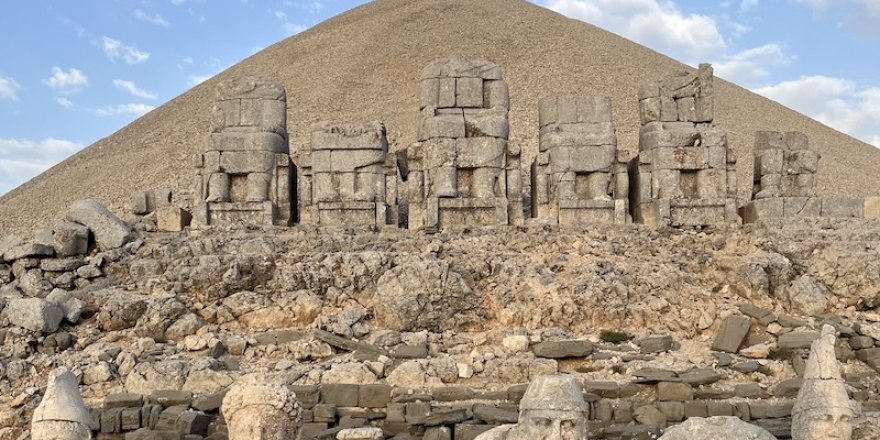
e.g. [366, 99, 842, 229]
[64, 200, 133, 251]
[31, 367, 91, 440]
[711, 315, 751, 353]
[2, 297, 63, 333]
[658, 416, 777, 440]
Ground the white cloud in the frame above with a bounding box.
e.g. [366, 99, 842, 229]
[740, 0, 759, 12]
[113, 79, 158, 100]
[796, 0, 880, 36]
[538, 0, 727, 60]
[134, 9, 171, 27]
[755, 76, 880, 147]
[187, 74, 213, 86]
[95, 103, 156, 117]
[712, 43, 792, 87]
[44, 67, 88, 94]
[171, 0, 186, 5]
[102, 37, 151, 64]
[0, 138, 83, 195]
[0, 75, 21, 101]
[284, 23, 308, 35]
[56, 97, 73, 108]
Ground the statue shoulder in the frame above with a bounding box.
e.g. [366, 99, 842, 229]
[474, 424, 517, 440]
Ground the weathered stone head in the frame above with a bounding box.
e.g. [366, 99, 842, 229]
[221, 376, 303, 440]
[791, 325, 858, 440]
[31, 367, 92, 440]
[516, 375, 589, 440]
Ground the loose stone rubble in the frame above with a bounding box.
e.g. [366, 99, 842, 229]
[630, 64, 739, 228]
[193, 76, 294, 227]
[299, 121, 398, 227]
[791, 325, 858, 440]
[404, 58, 522, 231]
[532, 96, 630, 225]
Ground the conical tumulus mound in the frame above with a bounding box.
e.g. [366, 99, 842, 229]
[3, 0, 880, 235]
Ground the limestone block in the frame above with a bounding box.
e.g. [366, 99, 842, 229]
[239, 98, 286, 133]
[539, 97, 560, 128]
[556, 96, 579, 124]
[419, 112, 466, 140]
[330, 150, 386, 173]
[676, 97, 696, 122]
[485, 80, 509, 110]
[662, 71, 697, 97]
[424, 58, 502, 80]
[694, 97, 714, 123]
[420, 78, 440, 110]
[781, 174, 816, 197]
[310, 122, 387, 151]
[337, 427, 384, 440]
[755, 131, 785, 150]
[711, 315, 750, 353]
[639, 129, 698, 151]
[438, 78, 456, 108]
[639, 98, 661, 125]
[3, 298, 63, 333]
[652, 169, 681, 199]
[755, 149, 784, 176]
[784, 131, 809, 150]
[219, 76, 285, 101]
[157, 207, 192, 232]
[202, 152, 221, 172]
[576, 96, 613, 124]
[219, 151, 275, 174]
[740, 198, 783, 223]
[784, 197, 822, 218]
[456, 77, 484, 108]
[568, 145, 616, 173]
[64, 200, 133, 251]
[708, 146, 727, 169]
[464, 108, 509, 139]
[549, 148, 571, 174]
[131, 191, 151, 215]
[822, 197, 864, 218]
[456, 138, 506, 169]
[422, 138, 457, 168]
[658, 416, 777, 440]
[639, 83, 661, 100]
[540, 122, 616, 147]
[697, 169, 726, 199]
[865, 197, 880, 220]
[784, 150, 819, 174]
[651, 147, 708, 170]
[660, 97, 678, 122]
[213, 99, 241, 130]
[211, 132, 287, 153]
[207, 173, 230, 202]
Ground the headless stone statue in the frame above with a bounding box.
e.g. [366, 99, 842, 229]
[31, 367, 92, 440]
[475, 375, 589, 440]
[221, 375, 303, 440]
[791, 325, 858, 440]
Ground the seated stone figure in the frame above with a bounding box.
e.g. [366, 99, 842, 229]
[31, 367, 92, 440]
[221, 375, 303, 440]
[475, 375, 589, 440]
[791, 325, 859, 440]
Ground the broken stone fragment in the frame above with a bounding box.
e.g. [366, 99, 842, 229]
[64, 200, 134, 251]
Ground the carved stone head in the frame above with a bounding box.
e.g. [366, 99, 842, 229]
[31, 368, 92, 440]
[516, 375, 589, 440]
[222, 377, 303, 440]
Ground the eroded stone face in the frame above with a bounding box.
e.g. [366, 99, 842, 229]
[791, 325, 857, 440]
[221, 378, 303, 440]
[31, 367, 91, 440]
[475, 375, 589, 440]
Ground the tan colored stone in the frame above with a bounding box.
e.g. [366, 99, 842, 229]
[222, 375, 303, 440]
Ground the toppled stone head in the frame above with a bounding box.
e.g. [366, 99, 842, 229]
[476, 375, 589, 440]
[791, 325, 858, 440]
[31, 367, 92, 440]
[221, 375, 303, 440]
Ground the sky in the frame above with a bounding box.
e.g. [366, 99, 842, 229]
[1, 0, 879, 196]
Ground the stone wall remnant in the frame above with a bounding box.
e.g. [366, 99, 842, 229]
[532, 96, 630, 225]
[405, 58, 523, 230]
[221, 377, 303, 440]
[31, 367, 92, 440]
[474, 375, 589, 440]
[193, 76, 293, 227]
[791, 325, 858, 440]
[630, 64, 739, 227]
[298, 121, 398, 227]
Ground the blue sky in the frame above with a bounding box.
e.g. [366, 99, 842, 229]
[1, 0, 879, 195]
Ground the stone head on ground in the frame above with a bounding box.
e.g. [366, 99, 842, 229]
[30, 367, 92, 440]
[221, 375, 303, 440]
[791, 325, 858, 440]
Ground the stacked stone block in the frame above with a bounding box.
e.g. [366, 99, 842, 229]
[405, 58, 523, 230]
[193, 76, 294, 227]
[741, 131, 873, 222]
[298, 121, 397, 227]
[531, 96, 630, 225]
[630, 64, 739, 227]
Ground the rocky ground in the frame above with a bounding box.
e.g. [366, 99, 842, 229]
[3, 216, 880, 438]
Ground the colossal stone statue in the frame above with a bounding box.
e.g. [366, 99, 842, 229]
[475, 375, 589, 440]
[221, 377, 303, 440]
[31, 367, 92, 440]
[791, 325, 858, 440]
